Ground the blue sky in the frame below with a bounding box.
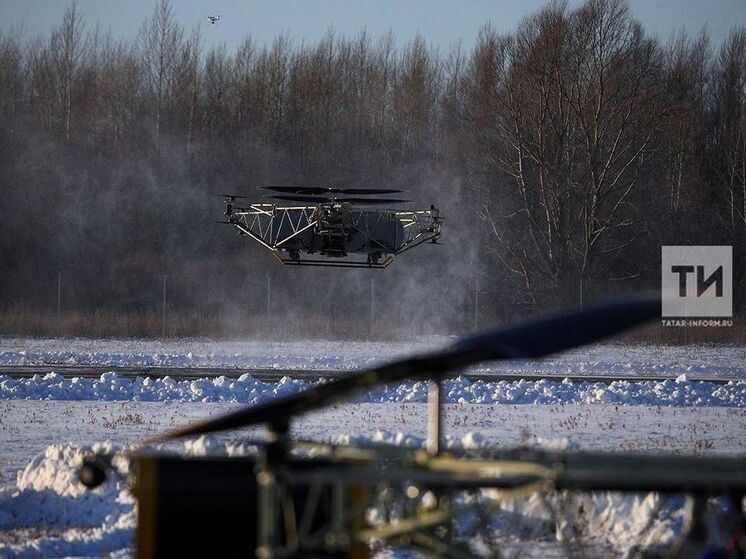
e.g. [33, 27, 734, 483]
[1, 0, 744, 52]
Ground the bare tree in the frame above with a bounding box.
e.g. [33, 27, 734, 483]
[27, 37, 56, 131]
[178, 28, 202, 156]
[232, 36, 256, 139]
[50, 2, 87, 142]
[139, 0, 183, 154]
[98, 35, 142, 151]
[465, 0, 669, 301]
[711, 27, 746, 237]
[0, 31, 25, 138]
[659, 29, 710, 212]
[393, 34, 438, 163]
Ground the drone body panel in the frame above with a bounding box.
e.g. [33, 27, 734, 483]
[271, 208, 405, 256]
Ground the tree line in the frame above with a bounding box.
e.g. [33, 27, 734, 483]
[0, 0, 744, 330]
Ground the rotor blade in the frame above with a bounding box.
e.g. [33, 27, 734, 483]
[259, 186, 329, 195]
[266, 194, 332, 203]
[217, 194, 252, 199]
[147, 297, 659, 443]
[259, 186, 405, 195]
[336, 197, 411, 204]
[266, 195, 410, 205]
[335, 188, 405, 195]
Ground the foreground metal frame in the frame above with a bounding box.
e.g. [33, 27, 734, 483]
[119, 439, 746, 558]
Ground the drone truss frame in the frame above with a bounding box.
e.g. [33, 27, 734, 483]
[229, 203, 440, 268]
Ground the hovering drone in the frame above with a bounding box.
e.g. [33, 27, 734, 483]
[219, 186, 442, 268]
[206, 15, 220, 24]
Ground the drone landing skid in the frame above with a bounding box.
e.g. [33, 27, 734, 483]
[273, 252, 393, 268]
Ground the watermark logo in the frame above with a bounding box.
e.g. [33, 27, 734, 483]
[661, 246, 732, 325]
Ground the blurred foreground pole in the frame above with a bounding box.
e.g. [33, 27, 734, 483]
[426, 381, 443, 456]
[162, 274, 166, 338]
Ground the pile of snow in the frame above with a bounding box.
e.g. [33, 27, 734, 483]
[1, 372, 745, 407]
[0, 442, 133, 558]
[470, 489, 684, 555]
[350, 430, 578, 452]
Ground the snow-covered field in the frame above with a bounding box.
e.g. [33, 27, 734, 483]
[1, 337, 745, 379]
[0, 338, 745, 557]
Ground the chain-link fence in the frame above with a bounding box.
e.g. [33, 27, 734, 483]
[0, 267, 743, 339]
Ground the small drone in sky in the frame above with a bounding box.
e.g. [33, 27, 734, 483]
[206, 15, 221, 25]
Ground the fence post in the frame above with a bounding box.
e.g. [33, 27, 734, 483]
[369, 275, 375, 335]
[57, 271, 62, 337]
[474, 272, 478, 331]
[162, 274, 167, 338]
[266, 273, 271, 316]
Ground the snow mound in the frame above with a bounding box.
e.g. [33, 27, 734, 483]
[0, 442, 134, 558]
[1, 373, 745, 407]
[474, 489, 683, 555]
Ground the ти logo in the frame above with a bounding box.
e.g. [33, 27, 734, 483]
[661, 246, 732, 318]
